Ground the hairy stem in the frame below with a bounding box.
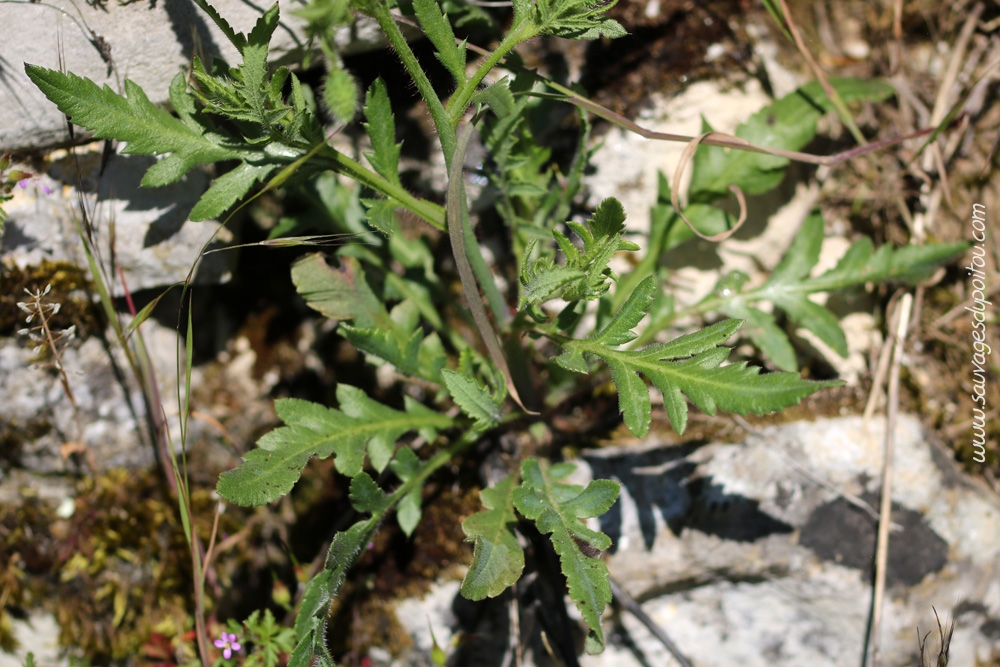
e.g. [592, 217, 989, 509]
[316, 147, 446, 230]
[447, 21, 538, 122]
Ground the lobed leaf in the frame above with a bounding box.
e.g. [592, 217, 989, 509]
[216, 387, 452, 506]
[559, 275, 840, 436]
[390, 447, 424, 536]
[25, 66, 245, 186]
[291, 519, 377, 667]
[361, 197, 399, 234]
[716, 213, 968, 371]
[529, 0, 626, 39]
[189, 0, 247, 51]
[189, 161, 278, 221]
[412, 0, 467, 85]
[291, 253, 386, 328]
[350, 472, 391, 515]
[339, 298, 448, 383]
[461, 472, 524, 600]
[442, 369, 502, 427]
[238, 3, 281, 124]
[472, 78, 515, 119]
[362, 79, 402, 186]
[512, 459, 618, 653]
[519, 197, 639, 309]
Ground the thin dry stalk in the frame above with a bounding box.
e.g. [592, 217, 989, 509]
[776, 0, 865, 145]
[609, 576, 693, 667]
[507, 588, 523, 667]
[890, 0, 903, 74]
[914, 2, 985, 240]
[868, 292, 913, 667]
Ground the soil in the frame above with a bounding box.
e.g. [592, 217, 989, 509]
[2, 0, 999, 664]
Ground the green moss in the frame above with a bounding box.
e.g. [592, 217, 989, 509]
[0, 467, 248, 663]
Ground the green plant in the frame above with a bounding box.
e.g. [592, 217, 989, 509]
[24, 0, 968, 664]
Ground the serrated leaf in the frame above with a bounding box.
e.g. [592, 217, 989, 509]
[168, 72, 201, 130]
[338, 385, 447, 472]
[292, 519, 376, 667]
[189, 0, 247, 51]
[390, 447, 423, 536]
[248, 3, 281, 48]
[561, 275, 839, 436]
[721, 299, 798, 373]
[781, 296, 848, 356]
[341, 324, 422, 376]
[291, 253, 386, 328]
[25, 66, 244, 185]
[238, 3, 281, 123]
[363, 78, 402, 186]
[472, 78, 515, 119]
[412, 0, 466, 84]
[340, 298, 447, 383]
[442, 369, 502, 426]
[216, 387, 453, 506]
[717, 213, 967, 371]
[512, 459, 618, 653]
[519, 197, 638, 309]
[519, 266, 587, 309]
[765, 210, 823, 284]
[190, 161, 277, 221]
[532, 0, 626, 40]
[350, 472, 391, 514]
[361, 197, 399, 234]
[461, 472, 524, 600]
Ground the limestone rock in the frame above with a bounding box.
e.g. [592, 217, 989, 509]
[2, 143, 230, 291]
[391, 416, 1000, 667]
[0, 0, 382, 152]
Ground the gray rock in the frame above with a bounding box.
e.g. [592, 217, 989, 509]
[0, 0, 384, 153]
[0, 318, 190, 479]
[0, 612, 65, 667]
[576, 415, 1000, 666]
[2, 143, 231, 291]
[392, 416, 1000, 667]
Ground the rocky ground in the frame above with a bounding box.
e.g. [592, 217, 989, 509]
[1, 0, 999, 666]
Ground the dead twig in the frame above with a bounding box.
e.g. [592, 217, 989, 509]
[775, 0, 866, 145]
[867, 292, 913, 667]
[608, 576, 693, 667]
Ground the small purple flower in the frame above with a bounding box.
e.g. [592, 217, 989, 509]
[214, 632, 242, 659]
[17, 177, 52, 196]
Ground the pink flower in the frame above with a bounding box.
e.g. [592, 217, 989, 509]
[17, 176, 52, 196]
[214, 632, 242, 659]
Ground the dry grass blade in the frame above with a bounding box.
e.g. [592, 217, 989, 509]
[867, 292, 913, 667]
[775, 0, 865, 145]
[200, 233, 374, 254]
